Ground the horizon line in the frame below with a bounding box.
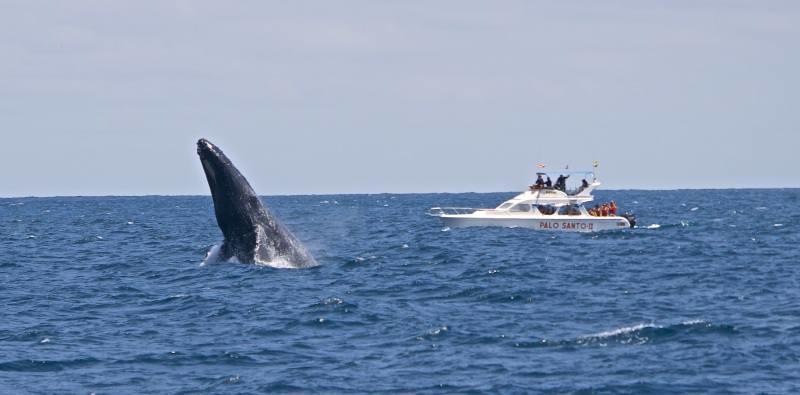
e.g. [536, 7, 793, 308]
[1, 186, 798, 199]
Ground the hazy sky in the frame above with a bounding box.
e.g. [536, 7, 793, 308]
[1, 1, 798, 196]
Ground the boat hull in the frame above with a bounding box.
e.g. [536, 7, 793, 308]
[439, 215, 630, 232]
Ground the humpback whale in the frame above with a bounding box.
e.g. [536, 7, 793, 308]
[197, 138, 317, 267]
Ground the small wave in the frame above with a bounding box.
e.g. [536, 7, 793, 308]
[680, 319, 707, 325]
[0, 357, 99, 372]
[308, 297, 357, 314]
[441, 227, 451, 232]
[578, 320, 735, 346]
[516, 320, 735, 349]
[774, 223, 784, 227]
[116, 351, 257, 367]
[583, 323, 658, 339]
[646, 224, 661, 229]
[690, 207, 699, 211]
[415, 325, 450, 341]
[321, 297, 343, 305]
[254, 256, 303, 269]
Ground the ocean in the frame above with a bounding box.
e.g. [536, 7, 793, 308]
[1, 189, 798, 394]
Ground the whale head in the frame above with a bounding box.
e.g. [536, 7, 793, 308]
[197, 138, 262, 243]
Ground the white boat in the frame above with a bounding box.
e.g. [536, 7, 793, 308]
[429, 171, 635, 232]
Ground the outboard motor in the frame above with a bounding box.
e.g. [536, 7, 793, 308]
[620, 212, 637, 228]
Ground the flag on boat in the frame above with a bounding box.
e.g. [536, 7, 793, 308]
[537, 163, 546, 169]
[593, 160, 599, 168]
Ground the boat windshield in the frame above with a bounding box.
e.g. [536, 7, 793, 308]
[509, 203, 531, 212]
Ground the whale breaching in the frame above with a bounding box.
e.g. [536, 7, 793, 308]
[197, 138, 317, 268]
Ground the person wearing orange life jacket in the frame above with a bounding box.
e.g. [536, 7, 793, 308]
[610, 201, 618, 215]
[601, 204, 610, 217]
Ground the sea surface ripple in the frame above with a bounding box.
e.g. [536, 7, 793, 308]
[1, 190, 799, 393]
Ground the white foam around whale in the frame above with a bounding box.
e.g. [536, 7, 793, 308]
[202, 244, 304, 269]
[201, 244, 239, 266]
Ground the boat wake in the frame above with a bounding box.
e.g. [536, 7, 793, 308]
[634, 221, 691, 230]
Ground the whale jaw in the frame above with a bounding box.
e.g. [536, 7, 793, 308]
[197, 138, 317, 268]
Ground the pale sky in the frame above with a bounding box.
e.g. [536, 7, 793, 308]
[1, 1, 798, 197]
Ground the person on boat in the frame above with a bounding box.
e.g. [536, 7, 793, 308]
[555, 174, 569, 191]
[574, 178, 590, 194]
[545, 176, 553, 188]
[601, 204, 610, 217]
[534, 174, 545, 189]
[610, 201, 618, 215]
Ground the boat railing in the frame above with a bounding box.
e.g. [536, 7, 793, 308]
[427, 207, 482, 216]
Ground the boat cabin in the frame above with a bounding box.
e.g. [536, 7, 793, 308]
[494, 170, 599, 212]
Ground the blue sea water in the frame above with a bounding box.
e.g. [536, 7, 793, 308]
[1, 189, 799, 394]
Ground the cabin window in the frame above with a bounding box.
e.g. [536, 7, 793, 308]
[537, 205, 556, 215]
[558, 205, 581, 216]
[498, 203, 513, 209]
[510, 203, 531, 212]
